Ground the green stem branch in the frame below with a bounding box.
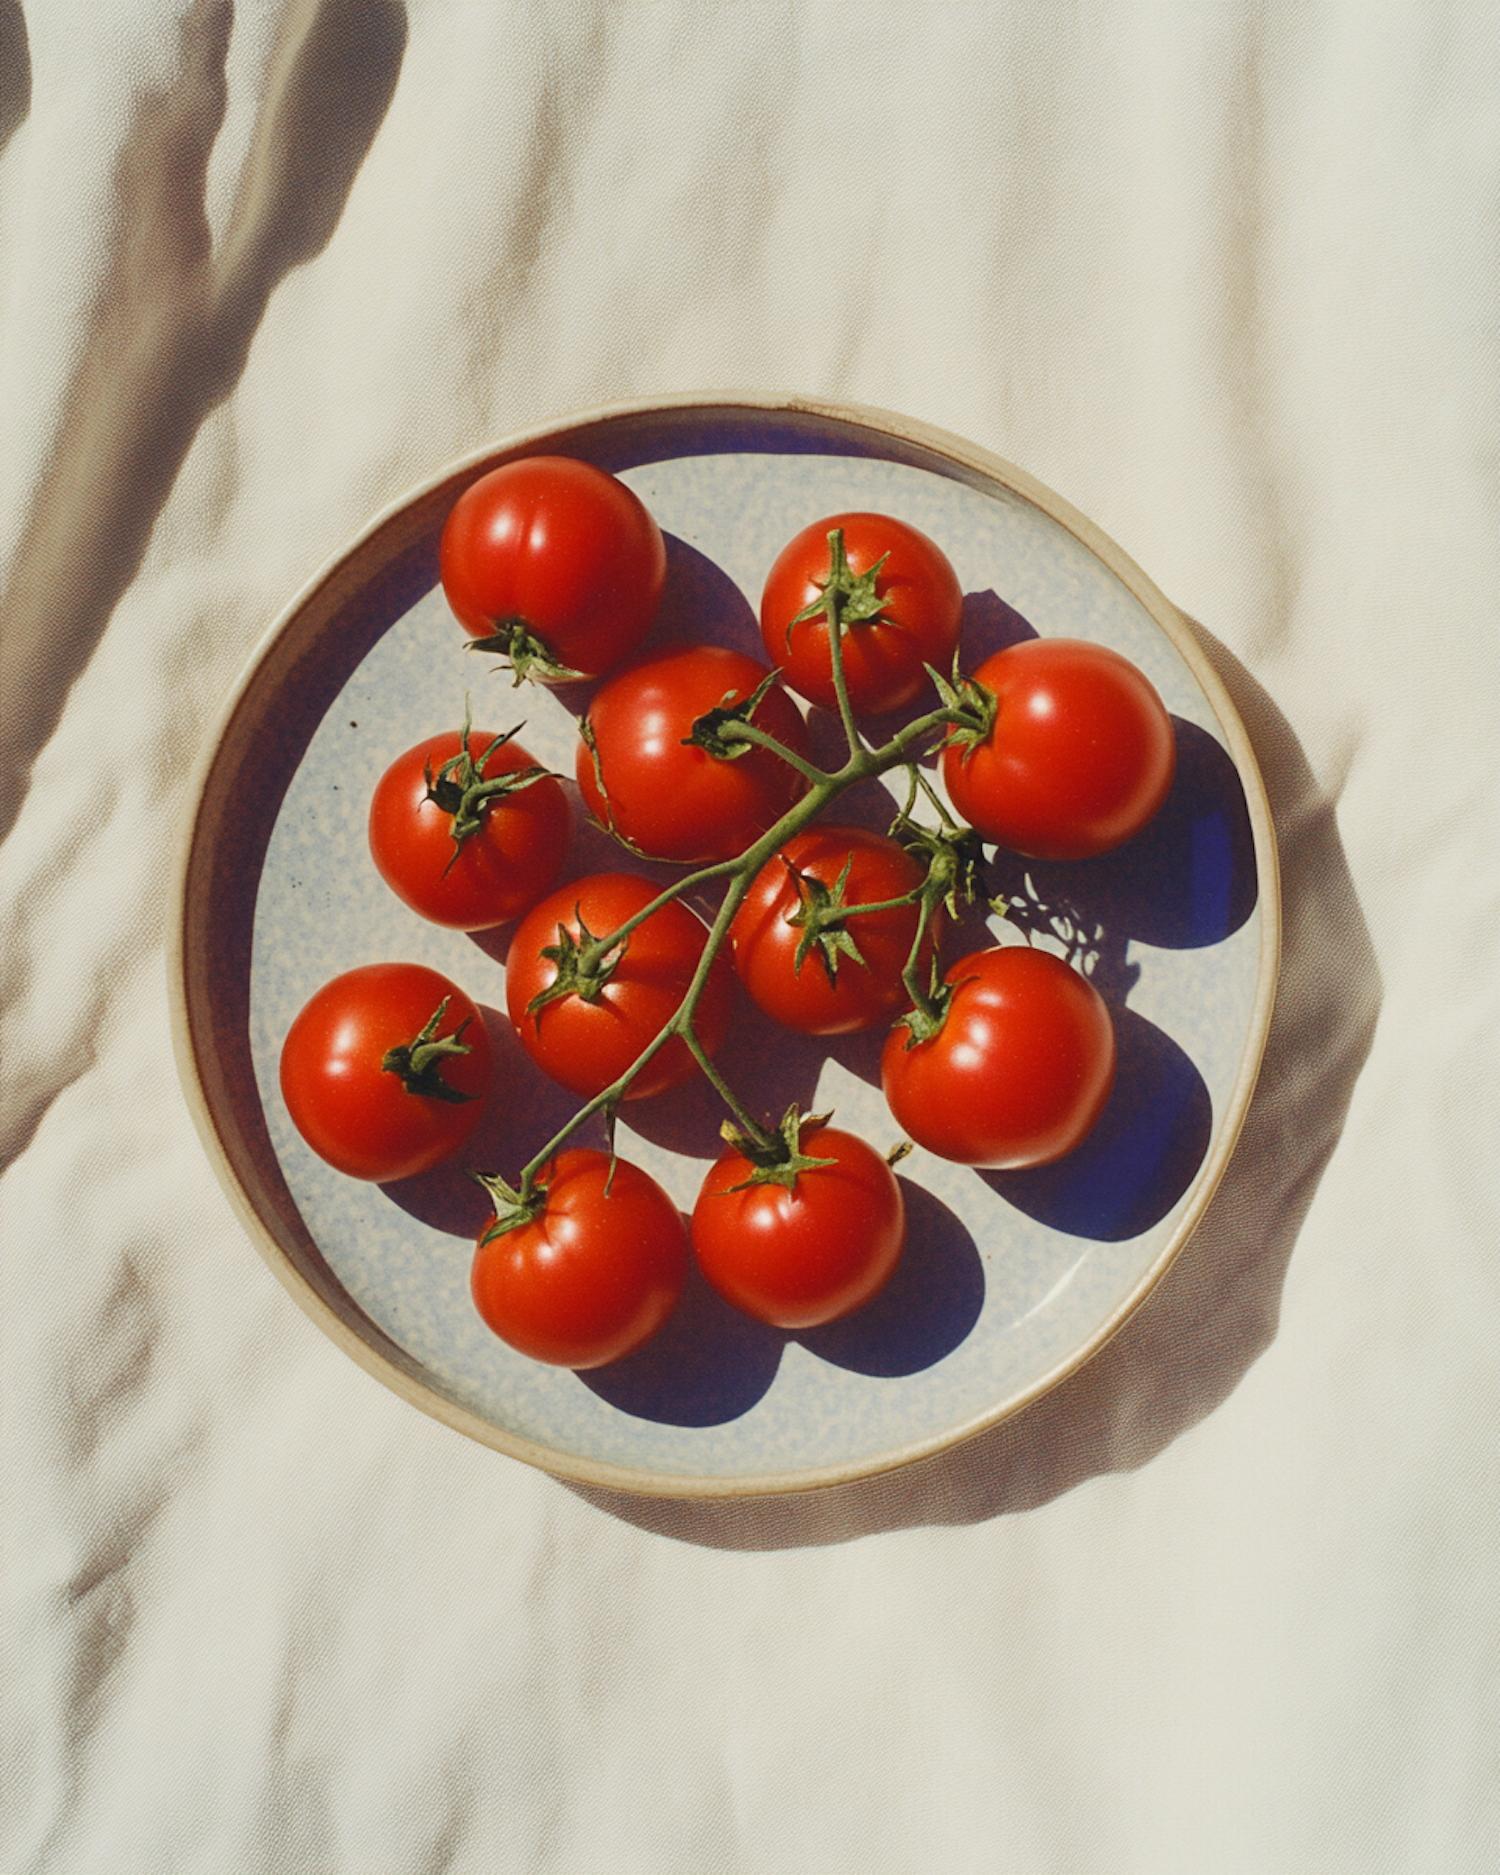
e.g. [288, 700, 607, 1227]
[500, 687, 987, 1189]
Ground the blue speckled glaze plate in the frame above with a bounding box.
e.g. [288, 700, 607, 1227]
[172, 396, 1279, 1497]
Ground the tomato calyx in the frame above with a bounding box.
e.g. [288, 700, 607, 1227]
[379, 996, 480, 1103]
[890, 799, 998, 925]
[890, 962, 962, 1049]
[783, 853, 876, 983]
[683, 667, 787, 763]
[470, 1167, 549, 1244]
[423, 709, 554, 867]
[527, 912, 625, 1013]
[467, 619, 587, 687]
[787, 527, 891, 640]
[926, 656, 997, 756]
[718, 1103, 838, 1192]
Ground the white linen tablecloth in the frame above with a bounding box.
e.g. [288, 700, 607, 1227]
[2, 3, 1496, 1870]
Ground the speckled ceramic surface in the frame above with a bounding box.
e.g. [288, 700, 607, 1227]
[180, 399, 1276, 1495]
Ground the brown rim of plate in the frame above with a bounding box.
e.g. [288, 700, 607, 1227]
[168, 391, 1282, 1500]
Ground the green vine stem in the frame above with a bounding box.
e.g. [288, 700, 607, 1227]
[786, 526, 885, 759]
[497, 666, 993, 1201]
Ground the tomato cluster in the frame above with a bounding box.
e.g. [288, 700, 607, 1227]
[278, 456, 1177, 1371]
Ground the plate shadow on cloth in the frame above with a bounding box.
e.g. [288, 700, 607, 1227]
[565, 627, 1382, 1547]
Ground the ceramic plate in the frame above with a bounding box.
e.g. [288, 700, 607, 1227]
[172, 395, 1279, 1497]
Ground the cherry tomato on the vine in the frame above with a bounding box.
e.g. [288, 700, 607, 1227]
[505, 871, 735, 1102]
[728, 823, 935, 1035]
[576, 644, 812, 863]
[691, 1121, 905, 1329]
[881, 944, 1116, 1169]
[279, 963, 494, 1182]
[439, 456, 666, 681]
[760, 512, 963, 716]
[942, 638, 1176, 861]
[471, 1149, 688, 1368]
[368, 726, 569, 931]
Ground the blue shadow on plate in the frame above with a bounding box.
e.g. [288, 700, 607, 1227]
[959, 589, 1039, 662]
[983, 1006, 1212, 1242]
[654, 533, 763, 658]
[988, 718, 1258, 962]
[793, 1179, 985, 1377]
[579, 1179, 985, 1424]
[578, 1259, 784, 1427]
[592, 415, 902, 475]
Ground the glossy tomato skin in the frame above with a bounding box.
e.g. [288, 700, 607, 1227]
[505, 871, 735, 1101]
[279, 963, 494, 1181]
[439, 457, 666, 678]
[728, 824, 933, 1035]
[472, 1149, 688, 1367]
[760, 511, 963, 715]
[368, 730, 569, 930]
[942, 638, 1176, 860]
[691, 1126, 905, 1329]
[576, 645, 812, 863]
[881, 945, 1115, 1169]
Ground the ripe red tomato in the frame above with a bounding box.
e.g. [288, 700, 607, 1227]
[728, 823, 934, 1035]
[691, 1122, 905, 1329]
[505, 871, 735, 1101]
[368, 727, 569, 931]
[472, 1149, 688, 1367]
[881, 945, 1116, 1169]
[760, 512, 963, 715]
[439, 456, 666, 680]
[279, 963, 494, 1181]
[941, 638, 1176, 860]
[576, 645, 812, 863]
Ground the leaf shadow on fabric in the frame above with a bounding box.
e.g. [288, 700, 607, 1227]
[0, 0, 408, 847]
[564, 625, 1382, 1548]
[0, 0, 30, 160]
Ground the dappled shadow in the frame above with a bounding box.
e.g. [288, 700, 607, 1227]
[0, 0, 408, 845]
[566, 625, 1381, 1548]
[987, 719, 1259, 973]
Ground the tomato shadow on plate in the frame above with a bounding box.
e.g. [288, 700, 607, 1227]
[793, 1179, 985, 1377]
[981, 1006, 1213, 1242]
[651, 533, 764, 660]
[578, 1177, 986, 1425]
[378, 1004, 607, 1238]
[576, 1257, 784, 1426]
[959, 589, 1039, 662]
[986, 718, 1258, 983]
[618, 999, 826, 1160]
